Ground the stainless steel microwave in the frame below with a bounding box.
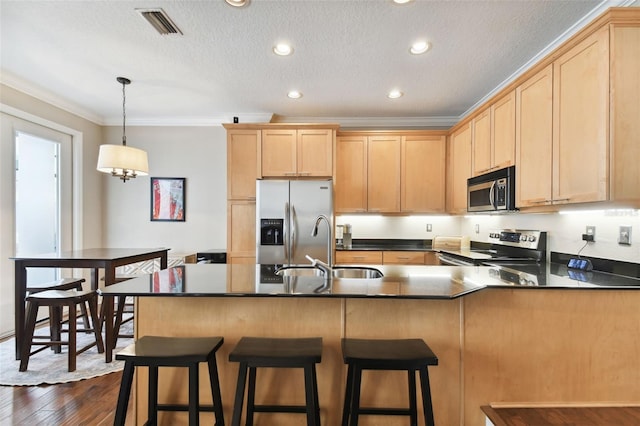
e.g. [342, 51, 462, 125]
[467, 166, 516, 212]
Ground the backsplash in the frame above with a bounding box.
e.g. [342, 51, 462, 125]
[337, 209, 639, 264]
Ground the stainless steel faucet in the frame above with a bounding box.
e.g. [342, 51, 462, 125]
[311, 214, 333, 269]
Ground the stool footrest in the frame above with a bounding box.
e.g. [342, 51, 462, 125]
[356, 407, 412, 416]
[253, 404, 310, 413]
[157, 404, 217, 413]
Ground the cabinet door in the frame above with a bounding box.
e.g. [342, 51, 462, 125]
[335, 251, 382, 265]
[401, 135, 446, 213]
[447, 124, 472, 213]
[335, 136, 368, 213]
[297, 129, 333, 177]
[553, 27, 609, 204]
[261, 129, 297, 177]
[492, 90, 516, 170]
[227, 130, 259, 200]
[382, 251, 425, 265]
[367, 136, 401, 212]
[227, 200, 256, 259]
[471, 109, 491, 176]
[516, 64, 553, 207]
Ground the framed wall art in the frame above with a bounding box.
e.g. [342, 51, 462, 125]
[150, 177, 185, 222]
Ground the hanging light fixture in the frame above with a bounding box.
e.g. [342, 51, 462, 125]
[97, 77, 149, 182]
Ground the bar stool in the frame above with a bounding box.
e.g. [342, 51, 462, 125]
[19, 289, 104, 372]
[114, 336, 225, 426]
[229, 337, 323, 426]
[26, 278, 90, 344]
[341, 338, 438, 426]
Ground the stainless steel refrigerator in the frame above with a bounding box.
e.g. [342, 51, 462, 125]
[256, 179, 333, 265]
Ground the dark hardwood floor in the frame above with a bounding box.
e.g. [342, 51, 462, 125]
[0, 371, 133, 425]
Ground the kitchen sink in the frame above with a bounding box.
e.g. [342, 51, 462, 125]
[276, 266, 383, 279]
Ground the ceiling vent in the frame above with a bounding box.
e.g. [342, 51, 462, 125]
[136, 8, 183, 35]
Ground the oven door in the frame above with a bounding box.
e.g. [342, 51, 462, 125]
[438, 253, 477, 266]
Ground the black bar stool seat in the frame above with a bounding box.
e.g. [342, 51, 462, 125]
[114, 335, 225, 426]
[229, 336, 323, 426]
[341, 338, 438, 426]
[19, 288, 103, 373]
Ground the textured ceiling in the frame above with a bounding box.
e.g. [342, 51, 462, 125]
[0, 0, 624, 127]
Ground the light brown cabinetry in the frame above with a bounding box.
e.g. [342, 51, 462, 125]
[261, 128, 333, 177]
[226, 129, 259, 263]
[447, 123, 472, 214]
[516, 65, 554, 207]
[401, 135, 446, 213]
[472, 91, 516, 177]
[335, 251, 382, 265]
[382, 251, 424, 265]
[552, 26, 609, 205]
[516, 20, 640, 208]
[335, 131, 446, 214]
[367, 136, 401, 212]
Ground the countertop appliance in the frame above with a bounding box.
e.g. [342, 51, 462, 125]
[467, 166, 516, 212]
[438, 229, 547, 285]
[256, 179, 332, 265]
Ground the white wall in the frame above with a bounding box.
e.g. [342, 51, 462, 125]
[101, 125, 227, 255]
[336, 214, 460, 240]
[461, 210, 640, 263]
[340, 209, 640, 264]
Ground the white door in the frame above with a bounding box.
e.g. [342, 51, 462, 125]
[0, 113, 73, 337]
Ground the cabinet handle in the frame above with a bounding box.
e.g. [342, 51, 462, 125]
[284, 172, 297, 176]
[396, 256, 410, 260]
[530, 199, 550, 204]
[552, 198, 571, 202]
[298, 172, 311, 176]
[247, 197, 256, 201]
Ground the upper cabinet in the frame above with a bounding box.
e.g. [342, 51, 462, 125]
[335, 135, 368, 212]
[261, 128, 334, 177]
[471, 91, 516, 177]
[227, 129, 260, 200]
[516, 16, 640, 209]
[552, 26, 609, 205]
[515, 64, 554, 207]
[447, 123, 472, 214]
[335, 131, 446, 214]
[402, 135, 446, 213]
[367, 136, 401, 213]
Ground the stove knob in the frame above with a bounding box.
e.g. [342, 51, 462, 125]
[519, 277, 528, 285]
[528, 235, 536, 242]
[520, 235, 527, 241]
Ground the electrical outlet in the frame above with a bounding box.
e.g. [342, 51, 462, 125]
[475, 224, 480, 234]
[619, 226, 632, 245]
[586, 226, 596, 241]
[426, 223, 432, 232]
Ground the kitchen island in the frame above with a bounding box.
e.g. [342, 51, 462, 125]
[100, 264, 640, 425]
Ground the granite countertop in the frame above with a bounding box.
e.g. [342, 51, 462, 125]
[97, 263, 640, 300]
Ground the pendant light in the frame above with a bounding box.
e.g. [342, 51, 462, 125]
[97, 77, 149, 182]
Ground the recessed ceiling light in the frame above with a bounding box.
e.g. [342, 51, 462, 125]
[410, 40, 431, 55]
[273, 43, 293, 56]
[287, 90, 302, 99]
[392, 0, 414, 4]
[225, 0, 249, 7]
[388, 90, 403, 99]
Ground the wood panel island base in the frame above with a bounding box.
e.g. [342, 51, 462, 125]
[101, 264, 640, 425]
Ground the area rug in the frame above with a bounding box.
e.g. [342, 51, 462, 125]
[0, 319, 133, 386]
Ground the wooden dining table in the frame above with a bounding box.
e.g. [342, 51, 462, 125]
[11, 248, 169, 361]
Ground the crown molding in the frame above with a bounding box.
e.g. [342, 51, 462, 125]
[0, 70, 105, 125]
[273, 115, 459, 129]
[460, 0, 634, 120]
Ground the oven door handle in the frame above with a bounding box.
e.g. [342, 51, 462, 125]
[438, 254, 475, 266]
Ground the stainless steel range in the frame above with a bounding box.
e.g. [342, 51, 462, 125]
[437, 229, 547, 285]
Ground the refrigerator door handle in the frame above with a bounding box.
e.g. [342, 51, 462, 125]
[290, 203, 297, 261]
[284, 201, 290, 261]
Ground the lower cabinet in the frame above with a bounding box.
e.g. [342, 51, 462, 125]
[227, 201, 255, 262]
[336, 250, 438, 265]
